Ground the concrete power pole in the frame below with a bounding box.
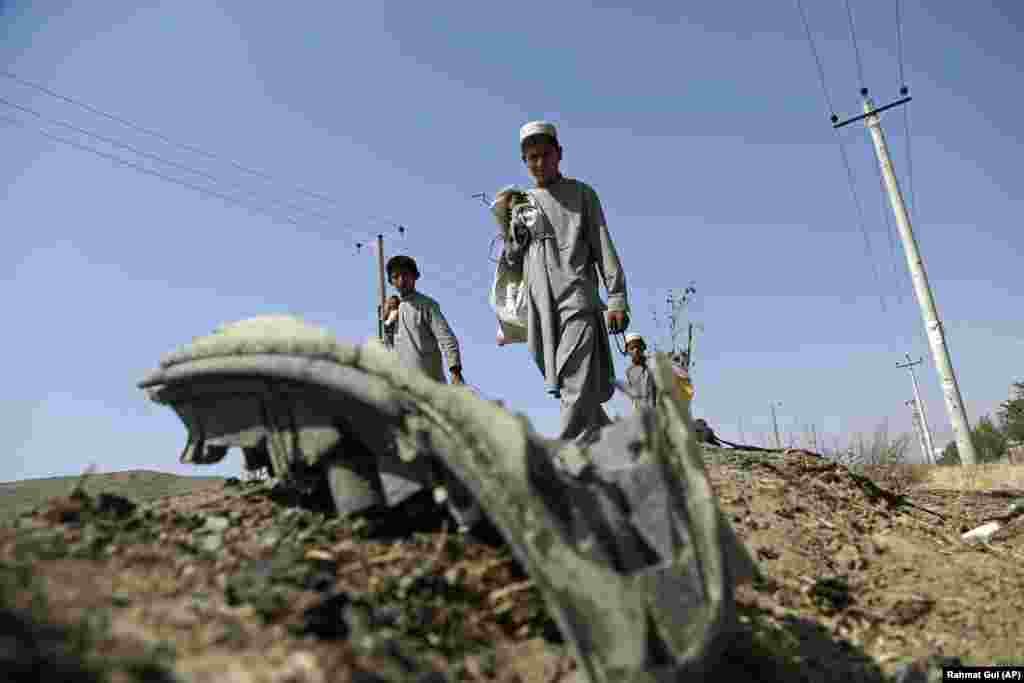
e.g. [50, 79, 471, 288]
[905, 399, 930, 464]
[685, 323, 693, 369]
[770, 402, 782, 449]
[897, 354, 937, 464]
[376, 233, 385, 342]
[849, 97, 978, 465]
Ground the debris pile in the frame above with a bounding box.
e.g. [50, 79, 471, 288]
[4, 449, 1024, 681]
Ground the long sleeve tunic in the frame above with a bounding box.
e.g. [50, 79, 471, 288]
[624, 363, 657, 412]
[503, 176, 629, 440]
[393, 290, 462, 384]
[528, 177, 628, 315]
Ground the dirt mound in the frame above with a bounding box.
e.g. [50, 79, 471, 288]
[0, 471, 224, 524]
[708, 448, 1024, 678]
[2, 451, 1023, 682]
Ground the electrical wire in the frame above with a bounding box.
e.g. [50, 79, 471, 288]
[872, 155, 904, 307]
[901, 107, 916, 220]
[895, 0, 906, 88]
[843, 0, 868, 92]
[2, 70, 331, 204]
[796, 0, 887, 314]
[895, 0, 916, 220]
[1, 71, 407, 237]
[0, 96, 378, 238]
[895, 0, 924, 349]
[795, 0, 837, 119]
[837, 133, 887, 314]
[0, 112, 366, 248]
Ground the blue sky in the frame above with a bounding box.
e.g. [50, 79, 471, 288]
[2, 1, 1021, 481]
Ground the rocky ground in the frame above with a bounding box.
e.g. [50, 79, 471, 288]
[2, 448, 1023, 682]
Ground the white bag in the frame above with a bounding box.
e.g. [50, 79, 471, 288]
[488, 186, 535, 346]
[490, 261, 528, 345]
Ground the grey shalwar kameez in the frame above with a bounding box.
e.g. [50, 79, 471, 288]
[624, 363, 657, 413]
[387, 289, 480, 528]
[503, 176, 628, 443]
[393, 291, 462, 384]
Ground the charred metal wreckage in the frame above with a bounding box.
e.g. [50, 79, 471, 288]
[138, 315, 757, 682]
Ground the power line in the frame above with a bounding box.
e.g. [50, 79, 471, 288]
[872, 150, 904, 308]
[795, 0, 837, 119]
[895, 0, 907, 89]
[895, 0, 921, 349]
[902, 107, 916, 219]
[895, 0, 916, 222]
[795, 1, 887, 314]
[836, 133, 887, 313]
[0, 111, 366, 249]
[893, 0, 916, 288]
[843, 0, 868, 92]
[1, 70, 407, 237]
[1, 70, 332, 204]
[0, 96, 382, 240]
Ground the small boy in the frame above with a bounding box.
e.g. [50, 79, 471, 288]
[383, 254, 479, 532]
[385, 255, 465, 385]
[623, 333, 657, 413]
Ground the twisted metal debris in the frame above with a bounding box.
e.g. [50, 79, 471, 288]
[138, 315, 758, 682]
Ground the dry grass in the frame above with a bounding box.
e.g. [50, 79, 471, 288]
[945, 464, 980, 535]
[853, 462, 1024, 534]
[915, 463, 1024, 536]
[922, 463, 1024, 492]
[857, 463, 930, 496]
[0, 470, 224, 523]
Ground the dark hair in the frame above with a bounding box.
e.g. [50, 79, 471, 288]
[520, 135, 561, 161]
[386, 255, 420, 279]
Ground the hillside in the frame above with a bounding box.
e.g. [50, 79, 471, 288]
[1, 451, 1023, 682]
[0, 470, 225, 523]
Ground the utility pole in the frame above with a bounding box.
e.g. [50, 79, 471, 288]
[833, 94, 978, 465]
[685, 323, 693, 369]
[905, 399, 931, 464]
[770, 402, 782, 449]
[376, 233, 385, 342]
[897, 354, 936, 464]
[685, 322, 701, 375]
[358, 226, 405, 342]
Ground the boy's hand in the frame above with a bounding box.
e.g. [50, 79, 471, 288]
[607, 310, 629, 334]
[450, 366, 465, 385]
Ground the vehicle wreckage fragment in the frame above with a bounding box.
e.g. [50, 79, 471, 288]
[137, 315, 758, 682]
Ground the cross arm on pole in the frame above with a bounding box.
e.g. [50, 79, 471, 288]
[833, 96, 912, 129]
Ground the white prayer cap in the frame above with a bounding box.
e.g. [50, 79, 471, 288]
[624, 333, 644, 346]
[519, 120, 558, 146]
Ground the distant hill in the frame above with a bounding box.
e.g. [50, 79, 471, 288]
[0, 470, 225, 523]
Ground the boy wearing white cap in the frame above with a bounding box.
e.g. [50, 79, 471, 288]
[623, 333, 657, 412]
[498, 120, 630, 443]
